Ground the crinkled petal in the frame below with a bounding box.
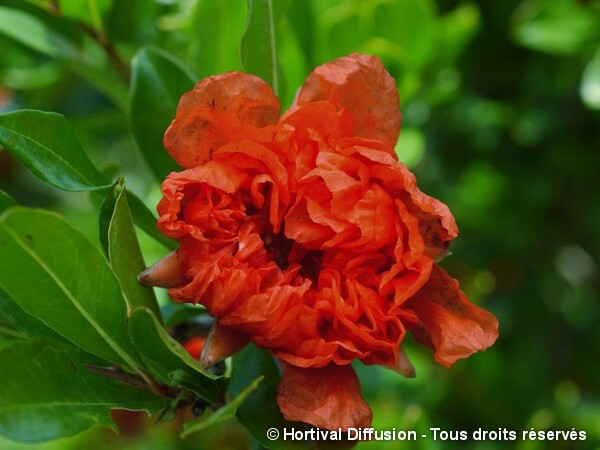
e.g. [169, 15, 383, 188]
[405, 266, 499, 367]
[164, 72, 280, 168]
[281, 101, 353, 143]
[355, 146, 458, 257]
[277, 363, 372, 431]
[293, 53, 400, 148]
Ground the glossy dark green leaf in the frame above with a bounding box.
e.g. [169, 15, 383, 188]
[0, 208, 146, 377]
[0, 338, 167, 443]
[129, 46, 196, 180]
[105, 182, 161, 317]
[181, 376, 263, 438]
[230, 345, 304, 450]
[0, 190, 16, 214]
[0, 110, 109, 191]
[129, 308, 225, 405]
[0, 287, 66, 343]
[240, 0, 291, 96]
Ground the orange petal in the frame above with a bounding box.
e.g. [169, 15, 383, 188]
[277, 363, 372, 431]
[200, 321, 249, 368]
[293, 53, 400, 148]
[405, 266, 499, 368]
[164, 72, 280, 168]
[137, 251, 186, 288]
[354, 147, 458, 258]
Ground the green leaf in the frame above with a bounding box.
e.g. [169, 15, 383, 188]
[240, 0, 291, 96]
[129, 46, 196, 181]
[0, 5, 66, 56]
[104, 181, 161, 317]
[511, 0, 598, 56]
[127, 190, 177, 250]
[0, 287, 66, 343]
[189, 0, 247, 77]
[0, 190, 16, 214]
[581, 47, 600, 111]
[0, 4, 127, 110]
[373, 0, 436, 72]
[434, 3, 481, 69]
[0, 338, 167, 443]
[0, 60, 63, 91]
[0, 110, 109, 191]
[0, 208, 145, 375]
[230, 345, 304, 450]
[66, 61, 128, 111]
[286, 0, 316, 67]
[129, 308, 226, 405]
[395, 127, 426, 169]
[162, 303, 209, 328]
[99, 183, 176, 251]
[313, 2, 364, 68]
[107, 0, 160, 45]
[181, 376, 263, 438]
[0, 315, 23, 341]
[99, 181, 120, 256]
[60, 0, 113, 31]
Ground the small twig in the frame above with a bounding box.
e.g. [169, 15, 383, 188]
[49, 0, 61, 14]
[86, 0, 105, 39]
[85, 364, 168, 397]
[79, 23, 131, 84]
[46, 0, 130, 84]
[0, 325, 26, 340]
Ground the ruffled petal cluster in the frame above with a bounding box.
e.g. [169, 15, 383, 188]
[156, 53, 498, 430]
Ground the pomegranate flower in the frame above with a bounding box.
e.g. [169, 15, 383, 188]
[144, 53, 499, 430]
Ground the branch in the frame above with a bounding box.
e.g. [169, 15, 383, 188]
[85, 364, 168, 398]
[79, 23, 131, 84]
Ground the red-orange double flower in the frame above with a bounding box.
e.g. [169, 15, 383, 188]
[151, 54, 498, 430]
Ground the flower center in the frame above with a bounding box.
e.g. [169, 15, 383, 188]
[262, 231, 294, 270]
[262, 231, 322, 282]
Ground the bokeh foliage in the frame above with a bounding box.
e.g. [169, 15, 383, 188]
[1, 0, 599, 449]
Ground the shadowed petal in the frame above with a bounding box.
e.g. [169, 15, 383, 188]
[277, 363, 372, 431]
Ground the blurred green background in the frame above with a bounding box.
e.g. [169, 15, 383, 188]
[1, 0, 600, 449]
